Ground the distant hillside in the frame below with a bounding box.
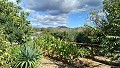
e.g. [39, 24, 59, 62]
[57, 26, 68, 28]
[33, 27, 85, 33]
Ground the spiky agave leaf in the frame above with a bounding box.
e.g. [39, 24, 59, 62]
[14, 45, 41, 68]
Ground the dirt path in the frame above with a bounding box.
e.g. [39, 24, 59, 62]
[38, 57, 75, 68]
[37, 57, 112, 68]
[78, 58, 111, 68]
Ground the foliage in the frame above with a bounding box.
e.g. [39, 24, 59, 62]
[75, 32, 90, 43]
[101, 0, 120, 61]
[13, 44, 42, 68]
[51, 31, 68, 40]
[89, 28, 105, 44]
[101, 36, 120, 61]
[34, 27, 84, 42]
[90, 0, 120, 61]
[78, 48, 91, 58]
[0, 29, 12, 67]
[0, 0, 33, 44]
[35, 35, 93, 63]
[102, 0, 120, 36]
[36, 36, 78, 61]
[51, 31, 77, 42]
[90, 0, 120, 36]
[0, 0, 43, 68]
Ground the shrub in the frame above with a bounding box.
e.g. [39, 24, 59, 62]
[0, 0, 33, 44]
[0, 32, 12, 67]
[75, 32, 90, 43]
[78, 48, 92, 58]
[35, 35, 92, 63]
[51, 30, 77, 42]
[13, 45, 42, 68]
[101, 36, 120, 61]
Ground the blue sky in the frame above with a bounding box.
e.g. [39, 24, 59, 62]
[9, 0, 103, 28]
[68, 11, 90, 28]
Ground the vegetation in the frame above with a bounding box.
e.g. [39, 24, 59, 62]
[0, 29, 11, 67]
[33, 0, 120, 66]
[90, 0, 120, 61]
[0, 0, 120, 67]
[35, 35, 93, 63]
[75, 32, 90, 43]
[35, 35, 79, 61]
[0, 0, 41, 68]
[14, 45, 42, 68]
[0, 0, 33, 44]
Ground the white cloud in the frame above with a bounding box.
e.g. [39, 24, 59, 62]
[28, 11, 68, 27]
[22, 0, 103, 15]
[20, 0, 103, 27]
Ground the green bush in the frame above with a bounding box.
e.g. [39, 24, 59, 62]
[75, 32, 90, 43]
[101, 36, 120, 61]
[0, 0, 33, 44]
[0, 32, 12, 67]
[35, 35, 93, 63]
[36, 36, 76, 59]
[13, 45, 42, 68]
[51, 31, 77, 42]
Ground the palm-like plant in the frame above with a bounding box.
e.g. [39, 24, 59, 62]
[14, 45, 41, 68]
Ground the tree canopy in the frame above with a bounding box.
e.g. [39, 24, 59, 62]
[102, 0, 120, 36]
[0, 0, 33, 44]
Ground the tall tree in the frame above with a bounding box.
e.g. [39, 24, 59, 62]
[102, 0, 120, 36]
[91, 0, 120, 36]
[90, 0, 120, 61]
[0, 0, 33, 44]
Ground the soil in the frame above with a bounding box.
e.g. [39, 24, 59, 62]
[38, 57, 75, 68]
[77, 57, 111, 68]
[37, 56, 113, 68]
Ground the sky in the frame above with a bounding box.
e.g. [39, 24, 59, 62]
[9, 0, 103, 28]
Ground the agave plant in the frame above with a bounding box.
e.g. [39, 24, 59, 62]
[14, 45, 42, 68]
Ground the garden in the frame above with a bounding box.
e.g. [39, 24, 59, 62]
[0, 0, 120, 68]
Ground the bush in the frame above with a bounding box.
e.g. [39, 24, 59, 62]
[78, 48, 91, 58]
[0, 32, 12, 67]
[51, 32, 68, 41]
[51, 31, 77, 42]
[13, 44, 42, 68]
[35, 36, 79, 61]
[101, 36, 120, 61]
[75, 32, 90, 43]
[0, 0, 33, 44]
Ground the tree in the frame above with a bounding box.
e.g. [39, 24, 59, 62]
[90, 0, 120, 61]
[90, 0, 120, 36]
[0, 0, 36, 67]
[102, 0, 120, 36]
[0, 0, 33, 44]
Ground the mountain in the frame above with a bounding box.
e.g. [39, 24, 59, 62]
[57, 26, 68, 28]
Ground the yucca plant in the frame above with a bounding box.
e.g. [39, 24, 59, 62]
[14, 45, 42, 68]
